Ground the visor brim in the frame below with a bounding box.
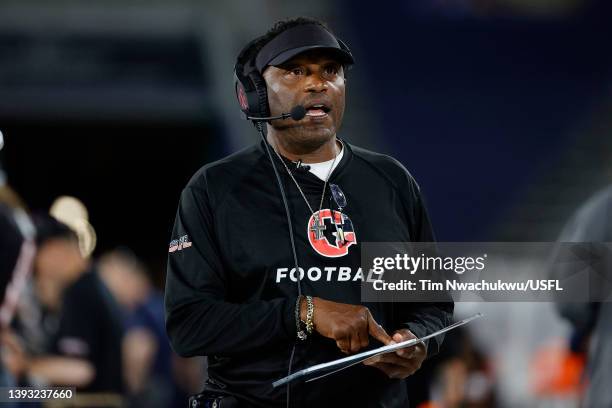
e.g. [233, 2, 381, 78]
[266, 45, 354, 71]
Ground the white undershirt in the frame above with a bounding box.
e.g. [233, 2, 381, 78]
[306, 144, 344, 181]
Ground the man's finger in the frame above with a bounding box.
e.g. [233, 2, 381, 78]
[369, 352, 415, 369]
[367, 313, 392, 344]
[336, 338, 350, 354]
[357, 329, 369, 350]
[349, 334, 361, 354]
[366, 362, 406, 379]
[393, 330, 418, 358]
[363, 354, 382, 365]
[396, 345, 415, 359]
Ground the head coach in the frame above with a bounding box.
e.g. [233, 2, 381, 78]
[165, 17, 454, 407]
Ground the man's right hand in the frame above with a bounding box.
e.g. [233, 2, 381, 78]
[301, 297, 392, 354]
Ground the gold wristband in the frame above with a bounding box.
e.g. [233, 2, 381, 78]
[304, 296, 314, 334]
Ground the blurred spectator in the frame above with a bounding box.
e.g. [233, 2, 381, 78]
[0, 203, 34, 396]
[12, 215, 125, 399]
[552, 185, 612, 408]
[0, 203, 34, 326]
[0, 147, 32, 313]
[0, 141, 35, 396]
[425, 328, 496, 408]
[0, 142, 35, 408]
[98, 249, 203, 407]
[11, 196, 99, 367]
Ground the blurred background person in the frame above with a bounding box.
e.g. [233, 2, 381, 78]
[0, 132, 36, 405]
[28, 215, 123, 396]
[0, 204, 28, 391]
[98, 248, 203, 408]
[425, 328, 496, 408]
[551, 185, 612, 408]
[5, 213, 125, 408]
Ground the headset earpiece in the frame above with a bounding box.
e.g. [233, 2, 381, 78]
[249, 71, 270, 118]
[233, 41, 270, 121]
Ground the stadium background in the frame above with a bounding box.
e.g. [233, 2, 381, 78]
[1, 0, 611, 406]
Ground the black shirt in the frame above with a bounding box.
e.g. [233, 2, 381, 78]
[52, 269, 124, 393]
[165, 140, 453, 407]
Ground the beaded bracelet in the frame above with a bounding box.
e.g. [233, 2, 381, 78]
[295, 295, 307, 340]
[304, 296, 314, 335]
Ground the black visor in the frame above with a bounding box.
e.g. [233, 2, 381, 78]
[255, 24, 354, 73]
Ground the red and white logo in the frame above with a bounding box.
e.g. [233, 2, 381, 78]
[237, 85, 249, 110]
[307, 209, 357, 258]
[169, 235, 192, 253]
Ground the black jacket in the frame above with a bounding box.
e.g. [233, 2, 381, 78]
[165, 140, 454, 407]
[53, 269, 124, 393]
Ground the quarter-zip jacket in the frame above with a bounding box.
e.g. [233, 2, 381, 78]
[165, 140, 454, 407]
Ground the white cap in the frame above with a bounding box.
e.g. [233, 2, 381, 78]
[50, 196, 97, 258]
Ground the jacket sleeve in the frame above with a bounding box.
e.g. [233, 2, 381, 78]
[395, 174, 454, 358]
[164, 185, 297, 358]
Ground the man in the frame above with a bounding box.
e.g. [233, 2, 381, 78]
[551, 185, 612, 408]
[165, 17, 453, 407]
[0, 134, 35, 397]
[0, 204, 33, 396]
[99, 249, 189, 408]
[22, 216, 124, 395]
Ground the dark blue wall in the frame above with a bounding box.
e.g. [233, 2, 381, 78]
[343, 1, 612, 240]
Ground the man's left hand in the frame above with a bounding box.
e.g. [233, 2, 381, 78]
[363, 329, 426, 379]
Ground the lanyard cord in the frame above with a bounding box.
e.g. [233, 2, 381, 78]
[256, 122, 301, 408]
[271, 142, 339, 221]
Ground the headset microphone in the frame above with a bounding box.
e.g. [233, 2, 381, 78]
[246, 105, 306, 122]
